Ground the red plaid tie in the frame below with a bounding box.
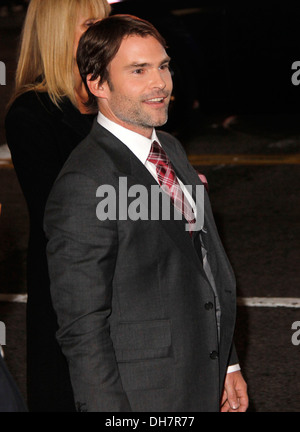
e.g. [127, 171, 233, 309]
[147, 140, 196, 235]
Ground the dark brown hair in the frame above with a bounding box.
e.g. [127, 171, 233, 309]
[77, 14, 167, 111]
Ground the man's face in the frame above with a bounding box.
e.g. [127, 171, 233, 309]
[98, 35, 173, 138]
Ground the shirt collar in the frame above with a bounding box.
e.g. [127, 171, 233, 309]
[97, 111, 159, 165]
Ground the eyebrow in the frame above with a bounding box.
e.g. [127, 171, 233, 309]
[125, 56, 171, 70]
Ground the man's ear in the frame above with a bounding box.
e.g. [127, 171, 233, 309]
[86, 74, 107, 99]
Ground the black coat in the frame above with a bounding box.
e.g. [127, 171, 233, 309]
[5, 91, 94, 411]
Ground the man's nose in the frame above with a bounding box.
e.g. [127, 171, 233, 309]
[149, 69, 166, 89]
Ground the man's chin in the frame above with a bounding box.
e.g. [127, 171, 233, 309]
[151, 113, 169, 128]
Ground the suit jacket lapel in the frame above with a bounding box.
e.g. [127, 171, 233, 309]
[158, 133, 233, 290]
[157, 133, 207, 237]
[128, 153, 206, 274]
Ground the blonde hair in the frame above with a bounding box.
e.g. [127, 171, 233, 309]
[10, 0, 111, 107]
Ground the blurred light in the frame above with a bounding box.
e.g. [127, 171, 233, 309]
[107, 0, 124, 4]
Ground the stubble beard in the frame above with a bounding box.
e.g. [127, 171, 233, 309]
[109, 91, 170, 133]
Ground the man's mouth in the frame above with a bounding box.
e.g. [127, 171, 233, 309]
[144, 95, 169, 105]
[147, 97, 164, 103]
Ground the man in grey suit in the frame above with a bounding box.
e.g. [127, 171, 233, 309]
[44, 15, 248, 412]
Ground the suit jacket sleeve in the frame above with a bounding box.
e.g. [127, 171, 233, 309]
[44, 171, 132, 412]
[228, 344, 239, 367]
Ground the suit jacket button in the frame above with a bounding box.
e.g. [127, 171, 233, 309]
[210, 351, 219, 360]
[205, 302, 214, 310]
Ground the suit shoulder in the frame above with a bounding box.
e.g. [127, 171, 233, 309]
[156, 130, 178, 142]
[157, 130, 184, 147]
[157, 130, 187, 158]
[58, 134, 108, 179]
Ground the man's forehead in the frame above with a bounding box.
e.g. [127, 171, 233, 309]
[119, 34, 166, 55]
[113, 34, 168, 65]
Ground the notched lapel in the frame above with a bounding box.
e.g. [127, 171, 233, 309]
[158, 136, 208, 239]
[129, 153, 206, 275]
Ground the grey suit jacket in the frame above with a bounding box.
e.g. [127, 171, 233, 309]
[44, 120, 238, 412]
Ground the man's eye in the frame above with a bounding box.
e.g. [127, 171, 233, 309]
[160, 64, 170, 71]
[133, 69, 144, 75]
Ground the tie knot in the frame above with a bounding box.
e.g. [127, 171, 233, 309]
[147, 140, 169, 166]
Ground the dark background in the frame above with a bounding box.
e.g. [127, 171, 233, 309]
[111, 1, 300, 120]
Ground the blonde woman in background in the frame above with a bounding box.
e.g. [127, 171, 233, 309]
[5, 0, 111, 412]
